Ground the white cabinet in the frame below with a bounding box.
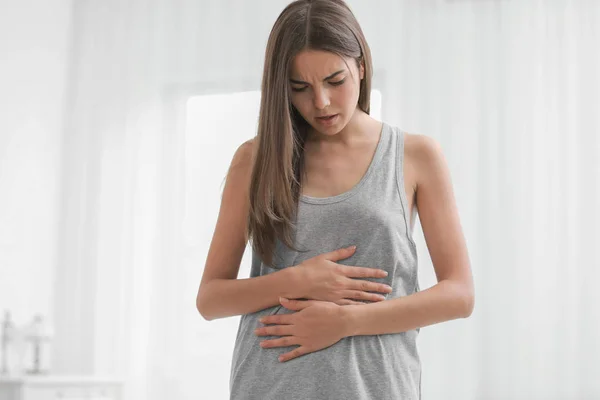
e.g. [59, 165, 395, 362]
[0, 376, 123, 400]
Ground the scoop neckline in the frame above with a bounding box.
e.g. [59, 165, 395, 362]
[300, 122, 388, 205]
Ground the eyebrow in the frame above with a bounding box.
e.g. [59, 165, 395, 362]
[289, 69, 346, 85]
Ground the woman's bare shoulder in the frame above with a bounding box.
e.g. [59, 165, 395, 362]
[230, 138, 257, 171]
[402, 131, 445, 188]
[403, 131, 439, 159]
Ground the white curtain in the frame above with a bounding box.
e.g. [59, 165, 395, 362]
[55, 1, 600, 399]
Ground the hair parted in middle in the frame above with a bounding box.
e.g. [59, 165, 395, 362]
[246, 0, 373, 266]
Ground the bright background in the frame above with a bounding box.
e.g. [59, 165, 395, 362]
[1, 1, 598, 399]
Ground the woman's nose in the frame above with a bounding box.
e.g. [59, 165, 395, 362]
[313, 88, 330, 110]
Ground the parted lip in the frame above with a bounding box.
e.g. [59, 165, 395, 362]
[316, 114, 337, 118]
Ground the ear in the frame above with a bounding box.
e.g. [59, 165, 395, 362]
[359, 60, 365, 80]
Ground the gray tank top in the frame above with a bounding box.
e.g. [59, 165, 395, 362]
[229, 122, 421, 400]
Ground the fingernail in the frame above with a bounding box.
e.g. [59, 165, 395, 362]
[349, 246, 356, 250]
[383, 271, 388, 276]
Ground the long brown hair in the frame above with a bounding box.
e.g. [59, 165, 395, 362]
[246, 0, 373, 266]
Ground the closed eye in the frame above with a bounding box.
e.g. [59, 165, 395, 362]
[291, 79, 346, 92]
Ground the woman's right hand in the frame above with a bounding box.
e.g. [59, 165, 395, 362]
[292, 246, 393, 305]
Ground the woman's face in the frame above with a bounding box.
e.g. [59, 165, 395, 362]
[289, 49, 364, 135]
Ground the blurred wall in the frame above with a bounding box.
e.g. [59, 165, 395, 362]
[0, 0, 73, 330]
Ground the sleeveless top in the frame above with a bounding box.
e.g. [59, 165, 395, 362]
[229, 122, 421, 400]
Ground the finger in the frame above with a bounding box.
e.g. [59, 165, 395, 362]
[255, 324, 295, 337]
[340, 265, 388, 279]
[344, 299, 369, 305]
[279, 297, 315, 311]
[343, 300, 369, 305]
[343, 290, 386, 303]
[347, 278, 392, 294]
[322, 246, 356, 262]
[377, 283, 393, 293]
[259, 314, 292, 325]
[278, 346, 308, 362]
[260, 335, 299, 349]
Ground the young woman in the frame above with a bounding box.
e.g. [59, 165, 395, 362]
[196, 0, 474, 398]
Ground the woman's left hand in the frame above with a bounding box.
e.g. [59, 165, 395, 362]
[254, 297, 351, 363]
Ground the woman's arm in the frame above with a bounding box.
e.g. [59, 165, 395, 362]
[342, 279, 472, 336]
[196, 139, 302, 320]
[198, 269, 300, 321]
[343, 134, 474, 336]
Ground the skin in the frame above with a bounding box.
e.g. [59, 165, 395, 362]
[289, 50, 388, 201]
[254, 49, 474, 363]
